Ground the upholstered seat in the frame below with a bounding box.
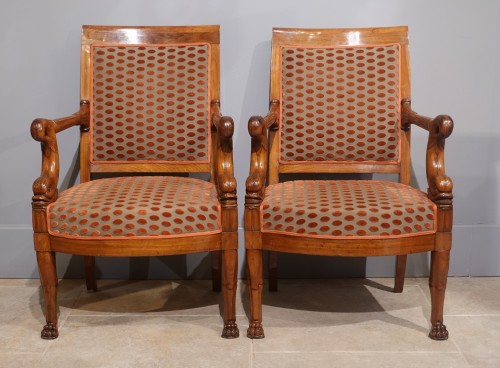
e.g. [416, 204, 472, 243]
[261, 180, 436, 238]
[48, 176, 221, 238]
[31, 25, 239, 340]
[245, 27, 454, 341]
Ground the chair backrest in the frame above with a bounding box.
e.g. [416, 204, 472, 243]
[268, 27, 411, 184]
[79, 25, 220, 181]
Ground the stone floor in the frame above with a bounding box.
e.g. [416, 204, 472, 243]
[1, 277, 499, 367]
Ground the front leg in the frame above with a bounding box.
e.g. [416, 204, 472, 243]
[37, 251, 59, 339]
[221, 248, 239, 338]
[246, 248, 264, 338]
[429, 249, 450, 340]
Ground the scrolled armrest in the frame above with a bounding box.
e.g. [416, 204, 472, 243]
[402, 100, 454, 206]
[211, 100, 237, 202]
[31, 101, 89, 206]
[245, 100, 280, 206]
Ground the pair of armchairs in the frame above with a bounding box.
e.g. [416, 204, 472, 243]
[31, 25, 453, 341]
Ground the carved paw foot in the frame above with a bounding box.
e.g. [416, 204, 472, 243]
[222, 320, 239, 338]
[41, 322, 59, 340]
[247, 321, 265, 339]
[429, 321, 448, 340]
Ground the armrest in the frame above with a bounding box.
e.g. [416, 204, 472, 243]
[402, 99, 453, 206]
[31, 100, 90, 206]
[211, 100, 237, 203]
[245, 100, 280, 207]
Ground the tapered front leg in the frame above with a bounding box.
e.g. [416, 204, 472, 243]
[221, 249, 239, 338]
[37, 251, 59, 339]
[429, 249, 450, 340]
[246, 249, 264, 338]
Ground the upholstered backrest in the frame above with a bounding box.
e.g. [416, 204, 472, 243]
[80, 26, 220, 177]
[91, 43, 210, 163]
[280, 44, 400, 163]
[269, 27, 411, 177]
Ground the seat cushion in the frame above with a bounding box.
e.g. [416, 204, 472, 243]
[261, 180, 436, 238]
[47, 176, 221, 239]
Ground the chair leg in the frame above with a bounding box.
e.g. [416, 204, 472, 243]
[428, 249, 450, 340]
[37, 251, 59, 339]
[268, 251, 278, 292]
[246, 249, 265, 338]
[394, 255, 407, 293]
[211, 250, 222, 292]
[84, 256, 98, 292]
[221, 249, 239, 338]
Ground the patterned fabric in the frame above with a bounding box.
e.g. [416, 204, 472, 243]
[261, 180, 436, 238]
[91, 44, 210, 163]
[48, 176, 221, 238]
[280, 44, 400, 163]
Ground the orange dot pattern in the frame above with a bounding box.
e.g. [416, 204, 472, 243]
[48, 176, 221, 238]
[91, 44, 210, 162]
[280, 44, 400, 163]
[261, 180, 436, 238]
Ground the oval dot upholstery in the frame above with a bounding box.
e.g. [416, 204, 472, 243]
[91, 44, 210, 163]
[47, 176, 221, 238]
[261, 180, 436, 238]
[280, 44, 400, 163]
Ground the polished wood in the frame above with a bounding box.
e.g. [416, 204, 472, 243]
[31, 25, 238, 339]
[244, 26, 453, 340]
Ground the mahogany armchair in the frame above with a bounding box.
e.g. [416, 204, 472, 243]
[245, 27, 453, 340]
[31, 25, 239, 339]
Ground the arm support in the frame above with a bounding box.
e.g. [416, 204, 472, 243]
[31, 100, 90, 206]
[211, 100, 237, 203]
[402, 99, 453, 206]
[245, 100, 280, 207]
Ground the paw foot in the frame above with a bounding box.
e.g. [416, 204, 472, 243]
[429, 321, 448, 340]
[41, 322, 59, 340]
[247, 321, 264, 339]
[222, 320, 239, 339]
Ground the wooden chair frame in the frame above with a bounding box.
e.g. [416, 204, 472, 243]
[244, 26, 453, 340]
[31, 25, 239, 339]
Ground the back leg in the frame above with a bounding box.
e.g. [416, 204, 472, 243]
[394, 255, 407, 293]
[84, 256, 98, 292]
[268, 251, 278, 292]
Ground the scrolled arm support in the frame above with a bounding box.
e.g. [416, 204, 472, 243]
[245, 100, 280, 208]
[211, 100, 237, 204]
[402, 99, 453, 206]
[31, 100, 90, 207]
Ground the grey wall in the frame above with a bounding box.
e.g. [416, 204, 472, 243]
[1, 0, 498, 279]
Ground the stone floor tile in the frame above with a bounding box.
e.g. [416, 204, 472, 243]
[0, 279, 83, 353]
[414, 277, 500, 316]
[253, 352, 470, 368]
[446, 315, 500, 367]
[0, 353, 43, 367]
[40, 315, 250, 368]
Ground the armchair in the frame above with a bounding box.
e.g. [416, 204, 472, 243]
[245, 26, 453, 340]
[31, 25, 239, 339]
